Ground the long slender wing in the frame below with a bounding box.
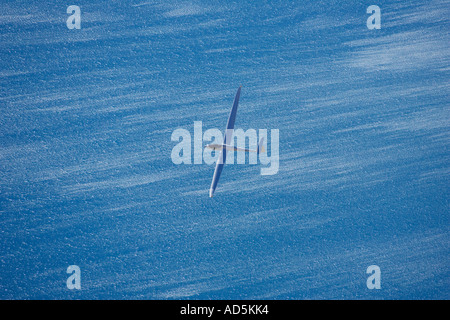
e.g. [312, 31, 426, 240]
[209, 150, 225, 197]
[224, 86, 241, 137]
[209, 87, 241, 197]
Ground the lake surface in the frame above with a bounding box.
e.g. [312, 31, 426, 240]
[0, 0, 448, 299]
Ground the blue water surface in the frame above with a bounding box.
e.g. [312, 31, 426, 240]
[0, 0, 449, 299]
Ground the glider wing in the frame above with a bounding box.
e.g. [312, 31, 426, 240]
[209, 86, 241, 197]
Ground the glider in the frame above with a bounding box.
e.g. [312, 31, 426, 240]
[207, 86, 265, 197]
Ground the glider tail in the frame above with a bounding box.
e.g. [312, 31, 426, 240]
[257, 137, 265, 154]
